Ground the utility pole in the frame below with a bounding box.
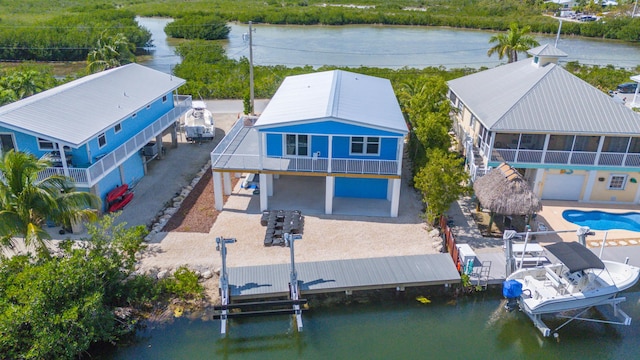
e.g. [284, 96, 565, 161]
[249, 21, 255, 116]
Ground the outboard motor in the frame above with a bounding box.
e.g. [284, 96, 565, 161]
[502, 280, 523, 312]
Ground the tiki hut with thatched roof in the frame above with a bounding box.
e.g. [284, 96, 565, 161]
[473, 163, 542, 231]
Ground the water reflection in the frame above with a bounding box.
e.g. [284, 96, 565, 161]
[137, 17, 640, 75]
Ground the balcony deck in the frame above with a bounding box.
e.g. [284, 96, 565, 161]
[210, 117, 400, 177]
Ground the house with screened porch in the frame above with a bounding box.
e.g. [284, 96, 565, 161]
[448, 44, 640, 203]
[210, 70, 408, 217]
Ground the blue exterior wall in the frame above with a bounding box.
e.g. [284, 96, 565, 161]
[335, 177, 388, 198]
[311, 135, 328, 157]
[88, 92, 174, 162]
[266, 133, 282, 156]
[97, 154, 144, 211]
[260, 120, 404, 137]
[1, 91, 174, 167]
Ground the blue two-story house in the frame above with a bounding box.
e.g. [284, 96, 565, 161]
[0, 64, 189, 211]
[210, 70, 408, 217]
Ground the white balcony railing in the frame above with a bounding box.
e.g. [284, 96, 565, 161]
[35, 95, 192, 187]
[489, 148, 640, 168]
[212, 153, 400, 176]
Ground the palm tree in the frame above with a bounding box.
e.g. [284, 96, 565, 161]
[86, 32, 136, 73]
[487, 23, 540, 63]
[0, 150, 100, 257]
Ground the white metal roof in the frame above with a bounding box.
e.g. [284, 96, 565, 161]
[0, 63, 186, 147]
[448, 56, 640, 134]
[254, 70, 408, 134]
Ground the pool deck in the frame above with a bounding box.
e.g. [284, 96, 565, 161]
[535, 201, 640, 247]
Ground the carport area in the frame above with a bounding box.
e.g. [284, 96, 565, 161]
[230, 174, 396, 217]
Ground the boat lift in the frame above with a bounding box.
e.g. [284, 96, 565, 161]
[503, 227, 633, 338]
[528, 296, 632, 338]
[216, 236, 236, 335]
[213, 234, 307, 335]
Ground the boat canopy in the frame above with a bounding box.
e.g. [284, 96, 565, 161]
[545, 242, 605, 272]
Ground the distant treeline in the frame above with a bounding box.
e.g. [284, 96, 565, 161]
[1, 1, 639, 63]
[0, 7, 150, 61]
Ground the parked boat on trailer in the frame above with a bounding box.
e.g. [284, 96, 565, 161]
[184, 100, 215, 143]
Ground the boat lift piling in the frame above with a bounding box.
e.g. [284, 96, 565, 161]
[213, 233, 307, 334]
[285, 232, 304, 332]
[216, 236, 236, 336]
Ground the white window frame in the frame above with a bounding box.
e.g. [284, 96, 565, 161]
[98, 133, 107, 148]
[284, 134, 310, 157]
[350, 136, 380, 156]
[162, 95, 168, 103]
[37, 137, 57, 151]
[1, 133, 16, 155]
[608, 174, 627, 190]
[114, 123, 122, 134]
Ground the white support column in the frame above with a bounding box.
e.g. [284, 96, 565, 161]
[390, 178, 401, 218]
[119, 165, 125, 184]
[387, 178, 393, 201]
[266, 173, 274, 196]
[583, 170, 597, 202]
[259, 173, 268, 211]
[213, 171, 224, 211]
[327, 135, 333, 173]
[155, 134, 163, 159]
[325, 176, 334, 215]
[223, 172, 232, 196]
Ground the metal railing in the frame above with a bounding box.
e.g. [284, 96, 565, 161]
[35, 96, 191, 187]
[212, 152, 400, 176]
[489, 148, 640, 168]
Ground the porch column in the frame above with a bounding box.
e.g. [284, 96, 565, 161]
[259, 173, 268, 212]
[266, 174, 274, 196]
[213, 171, 224, 211]
[57, 142, 70, 177]
[223, 172, 232, 196]
[390, 178, 401, 218]
[155, 134, 163, 160]
[327, 135, 333, 173]
[325, 176, 334, 215]
[119, 165, 125, 184]
[171, 122, 178, 148]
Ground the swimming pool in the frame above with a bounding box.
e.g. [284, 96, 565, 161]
[562, 209, 640, 232]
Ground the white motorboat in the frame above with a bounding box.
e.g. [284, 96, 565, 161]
[503, 242, 640, 336]
[184, 100, 215, 142]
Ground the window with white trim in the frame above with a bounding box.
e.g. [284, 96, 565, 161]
[162, 95, 167, 103]
[98, 133, 107, 148]
[37, 138, 56, 150]
[350, 136, 380, 155]
[1, 133, 16, 154]
[114, 123, 122, 133]
[285, 134, 309, 156]
[608, 175, 627, 190]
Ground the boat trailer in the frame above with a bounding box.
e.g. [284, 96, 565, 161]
[523, 296, 632, 338]
[214, 234, 306, 335]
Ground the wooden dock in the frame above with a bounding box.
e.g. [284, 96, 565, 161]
[228, 254, 461, 300]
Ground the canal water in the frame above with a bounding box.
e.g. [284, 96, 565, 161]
[127, 17, 640, 359]
[106, 286, 640, 359]
[137, 17, 640, 73]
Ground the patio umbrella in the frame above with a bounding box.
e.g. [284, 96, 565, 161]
[473, 162, 542, 231]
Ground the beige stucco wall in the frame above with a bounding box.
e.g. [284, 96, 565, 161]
[589, 170, 639, 202]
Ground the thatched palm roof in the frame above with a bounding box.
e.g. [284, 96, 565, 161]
[473, 163, 542, 215]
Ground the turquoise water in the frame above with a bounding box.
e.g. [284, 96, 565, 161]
[562, 210, 640, 232]
[104, 287, 640, 359]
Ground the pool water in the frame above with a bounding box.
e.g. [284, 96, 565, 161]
[562, 209, 640, 232]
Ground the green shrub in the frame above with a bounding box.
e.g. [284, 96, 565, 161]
[160, 267, 204, 300]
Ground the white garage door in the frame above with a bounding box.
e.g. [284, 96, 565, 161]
[541, 174, 585, 200]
